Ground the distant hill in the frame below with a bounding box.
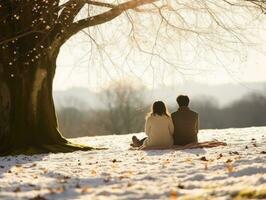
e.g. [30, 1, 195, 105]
[144, 82, 266, 107]
[53, 88, 102, 110]
[53, 82, 266, 110]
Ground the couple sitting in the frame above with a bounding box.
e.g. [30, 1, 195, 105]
[131, 95, 226, 150]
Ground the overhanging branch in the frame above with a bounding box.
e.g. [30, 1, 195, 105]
[57, 0, 157, 46]
[57, 0, 116, 10]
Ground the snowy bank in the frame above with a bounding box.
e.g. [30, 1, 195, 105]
[0, 127, 266, 200]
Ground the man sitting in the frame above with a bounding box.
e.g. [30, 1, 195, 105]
[171, 95, 199, 145]
[131, 95, 226, 149]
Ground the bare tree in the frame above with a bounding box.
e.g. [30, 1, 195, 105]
[99, 80, 147, 134]
[0, 0, 265, 155]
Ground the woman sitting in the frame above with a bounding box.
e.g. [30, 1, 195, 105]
[132, 101, 174, 149]
[131, 101, 227, 150]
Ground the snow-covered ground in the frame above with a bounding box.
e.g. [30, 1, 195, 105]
[0, 127, 266, 200]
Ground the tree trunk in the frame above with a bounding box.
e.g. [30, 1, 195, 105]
[0, 0, 157, 155]
[0, 76, 11, 147]
[0, 54, 93, 156]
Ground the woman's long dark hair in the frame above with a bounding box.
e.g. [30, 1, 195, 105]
[148, 101, 170, 117]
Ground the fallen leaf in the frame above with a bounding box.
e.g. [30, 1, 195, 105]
[32, 175, 38, 179]
[127, 182, 133, 187]
[226, 163, 234, 174]
[103, 177, 111, 183]
[48, 187, 64, 194]
[119, 175, 129, 180]
[229, 151, 239, 155]
[217, 153, 223, 159]
[170, 191, 178, 200]
[200, 156, 208, 161]
[28, 184, 35, 187]
[81, 187, 91, 194]
[29, 195, 47, 200]
[235, 156, 242, 160]
[226, 159, 233, 163]
[177, 184, 185, 189]
[112, 159, 121, 163]
[40, 168, 48, 174]
[163, 159, 171, 165]
[91, 170, 97, 175]
[145, 176, 156, 180]
[111, 186, 120, 190]
[63, 176, 70, 180]
[13, 187, 21, 193]
[30, 163, 37, 167]
[124, 170, 133, 176]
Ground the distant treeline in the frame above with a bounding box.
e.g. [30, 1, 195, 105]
[56, 85, 266, 138]
[190, 93, 266, 129]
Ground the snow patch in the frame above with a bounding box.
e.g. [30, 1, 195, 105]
[0, 127, 266, 199]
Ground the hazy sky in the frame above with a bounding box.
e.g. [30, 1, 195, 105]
[54, 5, 266, 92]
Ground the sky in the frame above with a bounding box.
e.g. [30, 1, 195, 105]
[54, 3, 266, 92]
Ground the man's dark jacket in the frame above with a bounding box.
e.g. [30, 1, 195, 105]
[171, 106, 199, 145]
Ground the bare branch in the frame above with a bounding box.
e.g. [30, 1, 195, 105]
[58, 0, 116, 10]
[55, 0, 157, 46]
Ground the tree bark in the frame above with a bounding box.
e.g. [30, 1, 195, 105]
[0, 53, 93, 156]
[0, 75, 11, 146]
[0, 1, 96, 156]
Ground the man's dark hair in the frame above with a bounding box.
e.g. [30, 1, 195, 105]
[176, 95, 190, 107]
